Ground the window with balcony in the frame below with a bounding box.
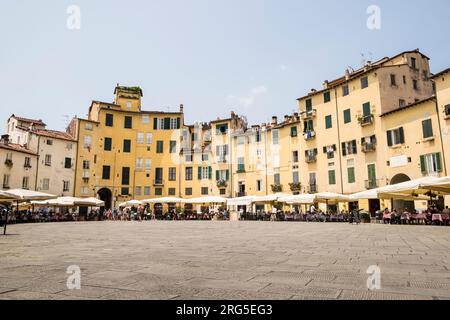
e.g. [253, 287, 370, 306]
[303, 120, 315, 140]
[305, 149, 318, 163]
[361, 135, 377, 153]
[358, 102, 373, 126]
[342, 140, 357, 156]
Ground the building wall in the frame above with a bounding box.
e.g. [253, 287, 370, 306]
[0, 146, 37, 190]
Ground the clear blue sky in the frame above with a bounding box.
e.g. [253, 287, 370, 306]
[1, 0, 450, 130]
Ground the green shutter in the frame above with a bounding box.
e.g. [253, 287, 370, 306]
[306, 99, 312, 111]
[341, 142, 347, 156]
[208, 166, 212, 179]
[344, 109, 351, 123]
[198, 167, 202, 180]
[325, 115, 332, 129]
[422, 119, 433, 139]
[216, 170, 219, 181]
[226, 170, 229, 181]
[399, 127, 405, 144]
[328, 170, 336, 185]
[176, 117, 181, 129]
[436, 153, 443, 172]
[348, 167, 355, 183]
[153, 118, 158, 129]
[363, 102, 371, 117]
[420, 155, 427, 173]
[164, 118, 170, 130]
[387, 131, 393, 147]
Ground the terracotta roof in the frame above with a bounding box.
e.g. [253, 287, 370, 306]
[380, 96, 436, 117]
[32, 129, 76, 142]
[0, 143, 37, 155]
[431, 67, 450, 79]
[10, 114, 46, 126]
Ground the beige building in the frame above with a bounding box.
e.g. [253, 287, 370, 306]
[0, 134, 38, 190]
[6, 115, 77, 197]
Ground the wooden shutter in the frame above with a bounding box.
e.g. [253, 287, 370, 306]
[363, 102, 371, 116]
[177, 117, 181, 129]
[342, 142, 347, 156]
[153, 118, 158, 129]
[208, 167, 212, 179]
[436, 153, 443, 172]
[198, 167, 202, 180]
[226, 170, 229, 181]
[352, 140, 357, 154]
[420, 155, 427, 173]
[216, 170, 219, 181]
[387, 130, 393, 147]
[399, 127, 405, 144]
[164, 118, 170, 130]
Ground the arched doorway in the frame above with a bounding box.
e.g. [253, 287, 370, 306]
[97, 188, 112, 211]
[390, 174, 414, 211]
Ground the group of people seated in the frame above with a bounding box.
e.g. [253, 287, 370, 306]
[377, 205, 450, 225]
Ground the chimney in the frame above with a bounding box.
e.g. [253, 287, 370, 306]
[179, 104, 184, 113]
[293, 112, 299, 120]
[345, 69, 351, 80]
[310, 89, 317, 94]
[284, 115, 289, 122]
[271, 116, 278, 125]
[1, 134, 10, 144]
[323, 80, 329, 89]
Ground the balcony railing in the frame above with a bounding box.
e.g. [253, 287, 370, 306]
[307, 184, 318, 194]
[305, 154, 317, 164]
[358, 114, 374, 126]
[289, 182, 302, 192]
[153, 179, 165, 186]
[362, 142, 376, 153]
[236, 191, 247, 197]
[301, 109, 317, 120]
[216, 179, 228, 188]
[271, 184, 283, 193]
[2, 184, 10, 189]
[365, 179, 379, 190]
[303, 130, 316, 141]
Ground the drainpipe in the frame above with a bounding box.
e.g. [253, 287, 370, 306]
[434, 98, 448, 175]
[334, 88, 344, 194]
[34, 135, 41, 191]
[73, 119, 80, 197]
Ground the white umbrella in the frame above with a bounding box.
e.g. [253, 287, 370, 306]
[32, 197, 76, 206]
[350, 188, 429, 200]
[252, 193, 290, 203]
[0, 190, 19, 201]
[123, 200, 143, 207]
[185, 196, 227, 204]
[377, 176, 450, 199]
[142, 197, 186, 204]
[313, 192, 352, 203]
[74, 197, 105, 207]
[280, 194, 315, 204]
[4, 189, 57, 201]
[227, 196, 255, 206]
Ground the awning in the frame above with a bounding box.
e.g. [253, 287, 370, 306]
[184, 196, 227, 204]
[4, 189, 57, 201]
[142, 197, 186, 204]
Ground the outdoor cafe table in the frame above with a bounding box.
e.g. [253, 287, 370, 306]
[432, 214, 449, 223]
[410, 213, 427, 224]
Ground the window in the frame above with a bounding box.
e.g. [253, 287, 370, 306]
[46, 139, 53, 146]
[411, 57, 417, 69]
[403, 75, 407, 84]
[24, 157, 31, 168]
[445, 105, 450, 116]
[170, 141, 177, 153]
[325, 115, 332, 129]
[84, 123, 93, 131]
[216, 169, 229, 181]
[137, 133, 144, 144]
[420, 153, 443, 174]
[216, 123, 228, 135]
[361, 76, 369, 89]
[290, 126, 298, 137]
[220, 189, 226, 195]
[81, 187, 88, 195]
[82, 160, 89, 169]
[341, 140, 357, 156]
[126, 101, 132, 109]
[156, 141, 164, 153]
[342, 85, 349, 97]
[413, 79, 418, 90]
[343, 109, 351, 124]
[256, 180, 262, 192]
[123, 139, 131, 153]
[237, 136, 245, 145]
[102, 166, 111, 180]
[399, 99, 406, 107]
[323, 145, 336, 159]
[292, 171, 299, 184]
[303, 119, 314, 133]
[185, 188, 193, 196]
[64, 157, 72, 169]
[185, 154, 193, 162]
[185, 167, 193, 181]
[122, 167, 130, 185]
[142, 115, 150, 124]
[42, 178, 50, 191]
[274, 173, 281, 185]
[154, 188, 162, 196]
[170, 118, 178, 129]
[323, 91, 331, 103]
[422, 119, 433, 139]
[22, 176, 30, 189]
[328, 170, 336, 185]
[198, 166, 212, 180]
[136, 158, 143, 170]
[347, 167, 355, 184]
[169, 168, 177, 181]
[168, 188, 176, 196]
[144, 186, 150, 196]
[237, 157, 245, 172]
[216, 145, 229, 162]
[104, 137, 112, 151]
[272, 130, 279, 145]
[146, 133, 152, 144]
[124, 116, 133, 129]
[105, 114, 114, 127]
[292, 151, 299, 163]
[387, 127, 405, 146]
[201, 187, 209, 195]
[145, 159, 151, 170]
[362, 102, 371, 117]
[121, 187, 130, 196]
[135, 187, 142, 197]
[63, 181, 70, 192]
[305, 98, 313, 111]
[390, 74, 397, 86]
[45, 154, 52, 166]
[83, 135, 92, 149]
[3, 174, 10, 188]
[255, 131, 261, 142]
[367, 164, 377, 188]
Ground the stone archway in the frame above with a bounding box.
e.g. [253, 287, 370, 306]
[97, 188, 112, 211]
[390, 174, 414, 211]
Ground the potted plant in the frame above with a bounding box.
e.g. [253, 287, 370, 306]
[271, 184, 282, 193]
[360, 211, 371, 223]
[289, 182, 302, 192]
[4, 159, 13, 168]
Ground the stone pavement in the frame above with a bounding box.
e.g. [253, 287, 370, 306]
[0, 221, 449, 300]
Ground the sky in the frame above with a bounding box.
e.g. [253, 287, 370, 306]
[1, 0, 450, 131]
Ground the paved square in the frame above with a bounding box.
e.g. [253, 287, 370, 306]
[1, 221, 450, 300]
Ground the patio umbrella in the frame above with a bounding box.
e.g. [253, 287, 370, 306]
[227, 196, 255, 207]
[74, 197, 105, 207]
[251, 193, 291, 203]
[184, 196, 227, 204]
[377, 176, 450, 200]
[279, 194, 315, 204]
[142, 197, 186, 204]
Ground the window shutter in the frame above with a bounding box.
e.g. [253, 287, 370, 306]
[177, 117, 181, 129]
[363, 102, 371, 116]
[352, 140, 357, 154]
[216, 170, 219, 181]
[208, 167, 212, 179]
[198, 167, 202, 180]
[420, 155, 427, 173]
[361, 137, 365, 144]
[226, 170, 229, 181]
[436, 153, 443, 172]
[399, 127, 405, 144]
[323, 146, 327, 154]
[314, 148, 318, 155]
[153, 118, 158, 130]
[371, 135, 377, 143]
[387, 130, 393, 147]
[422, 119, 433, 138]
[164, 118, 170, 130]
[333, 144, 337, 151]
[342, 142, 347, 156]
